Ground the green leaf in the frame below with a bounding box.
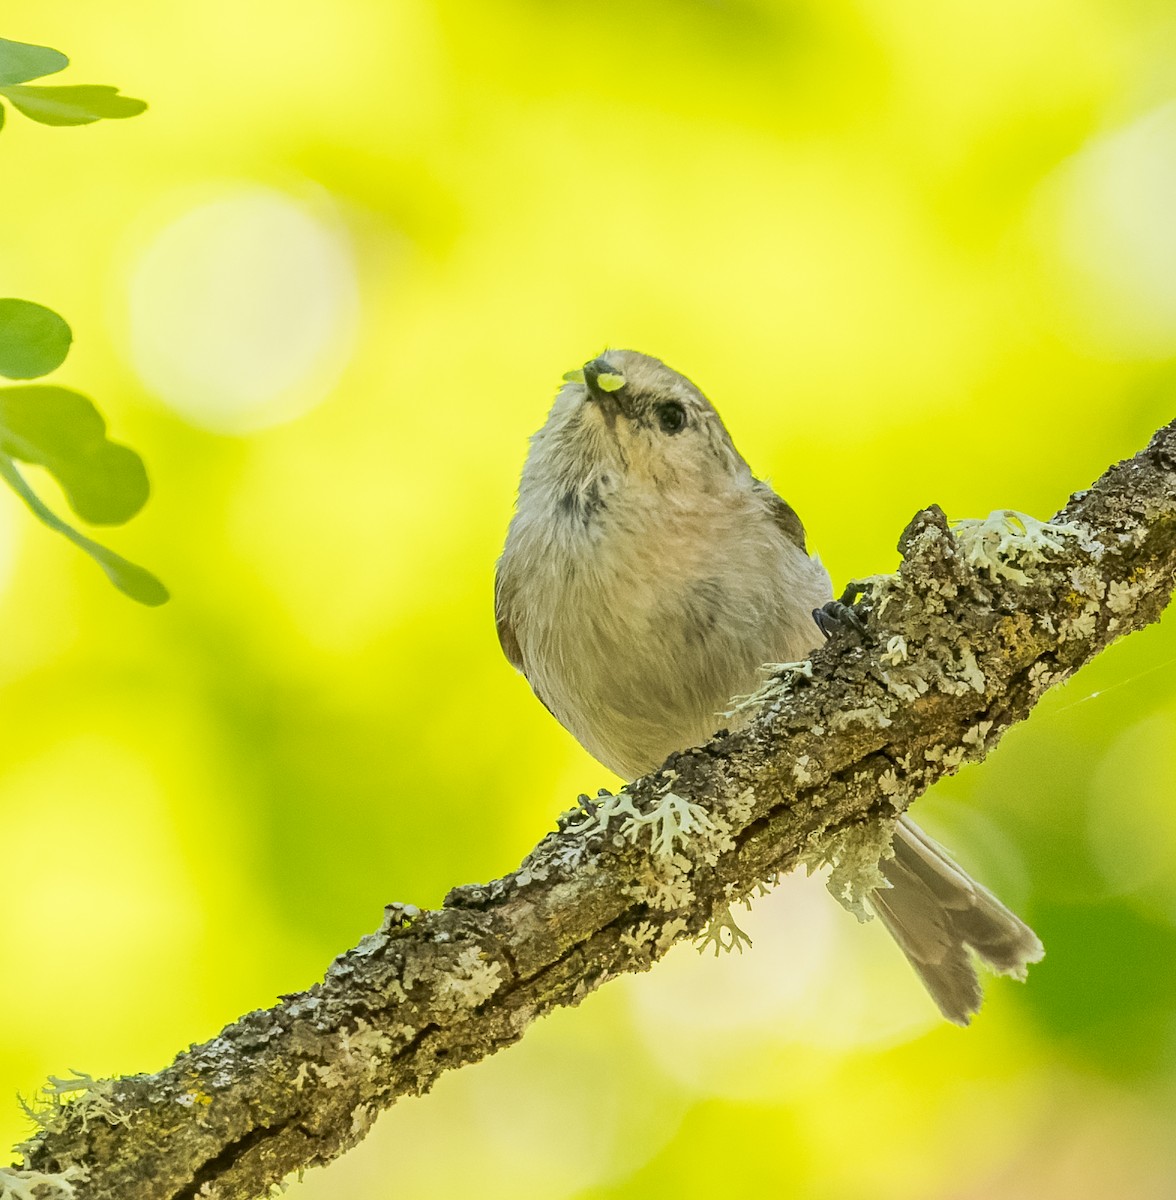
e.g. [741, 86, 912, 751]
[0, 37, 68, 86]
[0, 386, 149, 524]
[0, 84, 146, 126]
[0, 453, 168, 606]
[0, 102, 5, 133]
[0, 298, 72, 379]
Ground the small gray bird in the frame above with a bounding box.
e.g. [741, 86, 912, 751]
[495, 348, 1043, 1025]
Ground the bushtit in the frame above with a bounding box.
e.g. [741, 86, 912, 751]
[496, 348, 1043, 1025]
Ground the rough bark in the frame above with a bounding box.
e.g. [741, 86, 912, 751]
[7, 420, 1176, 1200]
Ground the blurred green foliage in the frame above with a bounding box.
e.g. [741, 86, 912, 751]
[1, 2, 1175, 1198]
[0, 303, 167, 604]
[0, 41, 161, 604]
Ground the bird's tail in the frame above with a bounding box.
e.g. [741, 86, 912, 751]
[869, 816, 1044, 1025]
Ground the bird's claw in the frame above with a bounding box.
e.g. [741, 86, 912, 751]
[813, 598, 868, 642]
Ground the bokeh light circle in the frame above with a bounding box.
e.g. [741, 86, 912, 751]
[126, 184, 359, 432]
[1031, 102, 1176, 359]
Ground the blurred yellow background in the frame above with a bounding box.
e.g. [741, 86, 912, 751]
[2, 1, 1176, 1196]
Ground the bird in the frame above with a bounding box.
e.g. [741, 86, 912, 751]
[495, 348, 1043, 1024]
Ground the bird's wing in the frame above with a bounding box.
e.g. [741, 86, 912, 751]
[494, 566, 525, 673]
[754, 479, 808, 554]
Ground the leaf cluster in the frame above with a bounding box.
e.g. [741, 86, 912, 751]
[0, 301, 167, 605]
[0, 37, 145, 130]
[0, 36, 164, 605]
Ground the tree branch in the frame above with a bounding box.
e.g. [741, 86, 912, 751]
[8, 420, 1176, 1200]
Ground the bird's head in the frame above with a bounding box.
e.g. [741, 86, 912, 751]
[536, 349, 751, 497]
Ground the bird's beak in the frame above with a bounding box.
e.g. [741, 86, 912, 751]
[581, 357, 629, 416]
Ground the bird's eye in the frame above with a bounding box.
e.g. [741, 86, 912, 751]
[656, 402, 687, 434]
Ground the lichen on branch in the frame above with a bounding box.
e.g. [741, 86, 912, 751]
[11, 420, 1176, 1200]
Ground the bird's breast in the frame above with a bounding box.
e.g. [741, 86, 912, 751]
[506, 490, 830, 779]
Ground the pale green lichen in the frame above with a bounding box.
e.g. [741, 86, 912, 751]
[961, 719, 994, 747]
[0, 1167, 84, 1200]
[879, 667, 929, 703]
[40, 1074, 94, 1102]
[1028, 660, 1058, 691]
[640, 870, 697, 913]
[1061, 604, 1099, 641]
[1106, 579, 1134, 612]
[930, 645, 986, 697]
[802, 819, 896, 922]
[696, 905, 753, 956]
[620, 921, 656, 954]
[1106, 575, 1143, 618]
[880, 635, 909, 665]
[595, 788, 724, 861]
[1064, 575, 1105, 625]
[17, 1072, 125, 1143]
[957, 646, 986, 692]
[723, 787, 756, 826]
[398, 946, 429, 993]
[1069, 565, 1107, 597]
[595, 372, 625, 392]
[828, 705, 893, 732]
[722, 659, 813, 723]
[877, 768, 903, 797]
[655, 917, 690, 954]
[348, 1104, 377, 1143]
[321, 1020, 394, 1088]
[437, 945, 503, 1008]
[620, 915, 691, 959]
[924, 743, 967, 771]
[952, 510, 1091, 585]
[515, 831, 587, 886]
